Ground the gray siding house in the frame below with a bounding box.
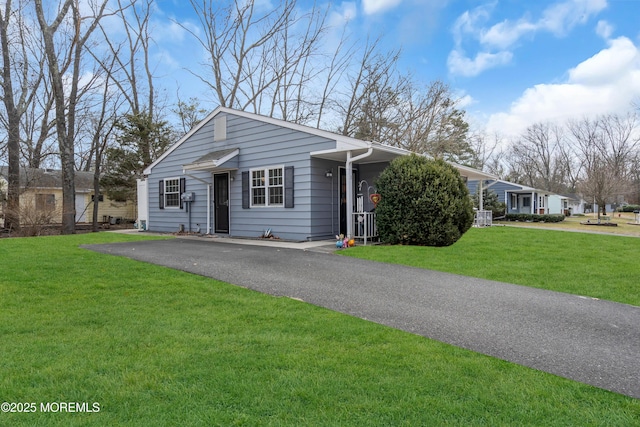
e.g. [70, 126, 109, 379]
[467, 179, 566, 215]
[138, 107, 495, 241]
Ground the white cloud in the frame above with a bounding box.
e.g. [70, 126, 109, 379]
[362, 0, 402, 15]
[449, 0, 608, 76]
[328, 2, 358, 26]
[596, 20, 614, 39]
[447, 49, 512, 77]
[486, 36, 640, 137]
[569, 37, 637, 84]
[539, 0, 607, 36]
[479, 19, 537, 50]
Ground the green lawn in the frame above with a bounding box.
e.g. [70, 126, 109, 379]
[0, 232, 638, 426]
[341, 226, 640, 307]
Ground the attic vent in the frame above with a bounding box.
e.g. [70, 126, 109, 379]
[214, 115, 226, 142]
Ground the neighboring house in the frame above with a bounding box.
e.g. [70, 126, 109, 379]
[0, 167, 136, 227]
[467, 179, 566, 215]
[548, 194, 570, 216]
[562, 193, 585, 215]
[137, 107, 496, 241]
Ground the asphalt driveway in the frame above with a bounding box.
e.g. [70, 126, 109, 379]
[84, 238, 640, 399]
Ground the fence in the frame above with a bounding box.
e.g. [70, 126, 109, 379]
[474, 210, 492, 227]
[352, 212, 378, 245]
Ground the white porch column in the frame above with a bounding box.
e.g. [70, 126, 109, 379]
[346, 151, 353, 238]
[531, 191, 535, 214]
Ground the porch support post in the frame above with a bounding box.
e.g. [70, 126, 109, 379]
[531, 191, 535, 214]
[345, 146, 373, 238]
[479, 180, 484, 211]
[207, 183, 211, 234]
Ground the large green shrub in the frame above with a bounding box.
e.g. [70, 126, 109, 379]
[375, 154, 474, 246]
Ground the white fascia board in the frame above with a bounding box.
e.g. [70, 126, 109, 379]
[449, 162, 498, 181]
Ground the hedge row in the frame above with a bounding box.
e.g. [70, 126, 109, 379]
[504, 213, 566, 223]
[617, 205, 640, 212]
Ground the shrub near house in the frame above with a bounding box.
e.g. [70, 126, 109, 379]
[376, 154, 474, 246]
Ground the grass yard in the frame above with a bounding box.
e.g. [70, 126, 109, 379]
[341, 226, 640, 307]
[0, 232, 638, 426]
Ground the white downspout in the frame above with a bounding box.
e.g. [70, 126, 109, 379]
[346, 147, 373, 238]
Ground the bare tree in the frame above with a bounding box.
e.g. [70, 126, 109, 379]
[184, 0, 296, 111]
[98, 0, 156, 119]
[89, 60, 123, 231]
[0, 0, 24, 230]
[335, 37, 402, 139]
[467, 129, 503, 174]
[34, 0, 113, 234]
[314, 23, 354, 130]
[567, 116, 627, 217]
[508, 122, 567, 192]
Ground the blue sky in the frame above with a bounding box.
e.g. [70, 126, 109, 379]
[150, 0, 640, 138]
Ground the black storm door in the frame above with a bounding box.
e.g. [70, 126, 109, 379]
[214, 173, 229, 233]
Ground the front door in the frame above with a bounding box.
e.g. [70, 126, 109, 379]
[214, 173, 229, 233]
[75, 193, 87, 223]
[339, 167, 358, 236]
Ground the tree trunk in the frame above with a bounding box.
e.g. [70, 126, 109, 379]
[0, 0, 20, 231]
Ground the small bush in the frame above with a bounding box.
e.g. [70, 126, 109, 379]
[375, 154, 474, 246]
[504, 213, 565, 223]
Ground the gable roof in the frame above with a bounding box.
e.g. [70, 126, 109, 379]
[144, 106, 497, 180]
[0, 167, 94, 191]
[145, 106, 377, 175]
[477, 179, 561, 196]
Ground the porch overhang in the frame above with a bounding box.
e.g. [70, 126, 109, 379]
[311, 143, 498, 180]
[182, 148, 239, 172]
[450, 162, 498, 181]
[310, 142, 409, 164]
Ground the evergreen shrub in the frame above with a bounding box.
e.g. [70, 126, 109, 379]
[375, 154, 474, 246]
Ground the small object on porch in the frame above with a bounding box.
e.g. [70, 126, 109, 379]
[335, 234, 352, 249]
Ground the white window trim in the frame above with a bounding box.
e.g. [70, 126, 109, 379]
[164, 176, 181, 209]
[250, 165, 285, 208]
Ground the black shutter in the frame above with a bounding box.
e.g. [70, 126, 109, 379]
[159, 180, 164, 209]
[242, 171, 250, 209]
[284, 166, 294, 208]
[179, 177, 186, 209]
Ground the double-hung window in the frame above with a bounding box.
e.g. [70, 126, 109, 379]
[164, 178, 181, 208]
[251, 166, 284, 207]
